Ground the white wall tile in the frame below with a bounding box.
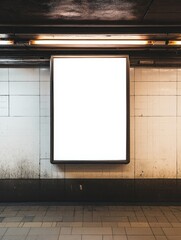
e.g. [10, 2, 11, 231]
[0, 96, 8, 116]
[0, 82, 8, 95]
[0, 68, 8, 81]
[135, 68, 160, 82]
[177, 82, 181, 95]
[40, 96, 50, 117]
[0, 117, 39, 178]
[135, 68, 177, 82]
[178, 69, 181, 81]
[130, 116, 135, 162]
[10, 82, 39, 95]
[130, 81, 134, 96]
[9, 68, 39, 81]
[135, 117, 176, 178]
[10, 96, 39, 116]
[130, 96, 135, 117]
[177, 117, 181, 178]
[40, 117, 50, 159]
[135, 96, 176, 116]
[177, 96, 181, 116]
[130, 68, 134, 82]
[135, 82, 176, 96]
[40, 68, 50, 82]
[159, 69, 177, 82]
[40, 82, 50, 96]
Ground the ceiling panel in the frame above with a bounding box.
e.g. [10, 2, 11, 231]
[144, 0, 181, 23]
[0, 0, 151, 24]
[0, 0, 181, 26]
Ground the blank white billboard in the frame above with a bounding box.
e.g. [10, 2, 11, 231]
[51, 56, 129, 163]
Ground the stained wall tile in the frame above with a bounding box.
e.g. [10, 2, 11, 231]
[0, 117, 39, 178]
[40, 159, 64, 179]
[135, 117, 176, 178]
[40, 117, 50, 159]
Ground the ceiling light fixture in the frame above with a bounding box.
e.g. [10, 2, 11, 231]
[29, 39, 153, 46]
[168, 41, 181, 45]
[0, 40, 14, 45]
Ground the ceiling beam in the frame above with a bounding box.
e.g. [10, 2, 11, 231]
[1, 25, 181, 35]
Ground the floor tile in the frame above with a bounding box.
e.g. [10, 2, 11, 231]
[72, 227, 112, 235]
[2, 236, 27, 240]
[113, 236, 127, 240]
[126, 227, 153, 235]
[26, 236, 59, 240]
[28, 227, 60, 235]
[151, 227, 164, 236]
[4, 228, 29, 236]
[0, 204, 180, 240]
[82, 235, 102, 240]
[162, 228, 181, 236]
[58, 235, 81, 240]
[60, 227, 72, 234]
[127, 236, 155, 240]
[155, 237, 168, 240]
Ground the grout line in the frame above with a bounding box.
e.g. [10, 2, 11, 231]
[8, 68, 10, 117]
[133, 68, 136, 180]
[39, 67, 41, 179]
[176, 69, 178, 180]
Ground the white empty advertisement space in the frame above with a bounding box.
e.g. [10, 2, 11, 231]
[52, 57, 128, 162]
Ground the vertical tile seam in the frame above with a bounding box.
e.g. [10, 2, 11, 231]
[176, 69, 178, 179]
[8, 68, 10, 117]
[39, 67, 41, 179]
[133, 68, 136, 180]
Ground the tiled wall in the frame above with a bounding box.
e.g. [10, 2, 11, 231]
[0, 67, 180, 179]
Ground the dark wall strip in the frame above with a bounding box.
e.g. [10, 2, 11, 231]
[0, 179, 180, 203]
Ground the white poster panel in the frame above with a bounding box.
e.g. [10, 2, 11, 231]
[52, 56, 129, 163]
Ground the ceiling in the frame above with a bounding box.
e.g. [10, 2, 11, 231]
[1, 0, 181, 66]
[1, 0, 181, 24]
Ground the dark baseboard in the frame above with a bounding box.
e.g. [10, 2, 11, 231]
[0, 179, 181, 203]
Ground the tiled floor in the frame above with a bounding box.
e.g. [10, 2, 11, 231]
[0, 204, 180, 240]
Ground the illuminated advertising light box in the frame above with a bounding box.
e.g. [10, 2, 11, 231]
[51, 55, 129, 163]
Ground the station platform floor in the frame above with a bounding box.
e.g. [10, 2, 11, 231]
[0, 204, 180, 240]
